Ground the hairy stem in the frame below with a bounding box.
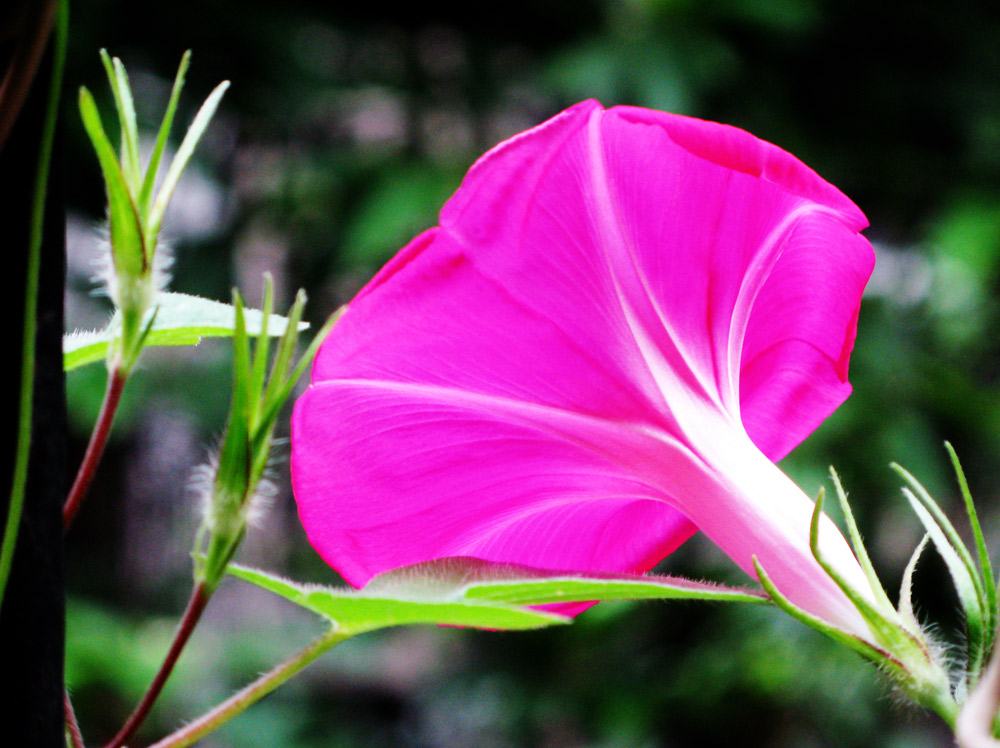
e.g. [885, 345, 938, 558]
[103, 582, 211, 748]
[62, 366, 127, 531]
[146, 628, 347, 748]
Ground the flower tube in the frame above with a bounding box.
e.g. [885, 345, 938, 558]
[292, 100, 877, 638]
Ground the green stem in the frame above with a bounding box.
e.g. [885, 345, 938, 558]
[0, 0, 68, 608]
[146, 628, 348, 748]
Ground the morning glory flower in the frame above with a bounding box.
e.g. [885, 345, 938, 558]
[292, 100, 877, 638]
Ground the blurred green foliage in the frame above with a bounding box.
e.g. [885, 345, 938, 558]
[63, 0, 1000, 746]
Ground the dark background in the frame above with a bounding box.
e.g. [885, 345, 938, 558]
[63, 1, 1000, 746]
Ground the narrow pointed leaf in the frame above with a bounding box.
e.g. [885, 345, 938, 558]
[228, 561, 570, 633]
[78, 87, 145, 280]
[945, 442, 997, 634]
[139, 50, 191, 217]
[828, 469, 895, 612]
[148, 80, 230, 249]
[64, 292, 308, 371]
[216, 293, 251, 501]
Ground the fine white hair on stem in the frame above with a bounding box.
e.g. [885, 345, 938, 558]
[189, 451, 221, 529]
[89, 219, 175, 301]
[244, 473, 277, 528]
[188, 448, 277, 532]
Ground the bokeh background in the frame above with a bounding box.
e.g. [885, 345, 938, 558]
[63, 1, 1000, 746]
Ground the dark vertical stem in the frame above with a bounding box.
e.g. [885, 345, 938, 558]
[0, 2, 66, 745]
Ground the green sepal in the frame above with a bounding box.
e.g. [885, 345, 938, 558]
[228, 559, 571, 634]
[892, 463, 987, 616]
[257, 301, 343, 434]
[808, 488, 956, 722]
[138, 51, 191, 219]
[901, 484, 986, 677]
[63, 292, 307, 371]
[147, 79, 230, 253]
[810, 488, 910, 648]
[899, 535, 929, 633]
[755, 553, 955, 725]
[753, 556, 898, 666]
[828, 469, 895, 613]
[945, 442, 997, 642]
[893, 460, 989, 678]
[98, 50, 141, 192]
[78, 86, 146, 283]
[194, 278, 340, 590]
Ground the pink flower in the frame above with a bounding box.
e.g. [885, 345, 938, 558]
[292, 100, 877, 637]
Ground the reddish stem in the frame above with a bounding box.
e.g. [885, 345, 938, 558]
[63, 367, 127, 531]
[103, 582, 210, 748]
[65, 689, 86, 748]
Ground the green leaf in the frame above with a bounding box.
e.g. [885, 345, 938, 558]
[230, 557, 766, 636]
[228, 561, 570, 634]
[64, 292, 307, 371]
[78, 86, 146, 280]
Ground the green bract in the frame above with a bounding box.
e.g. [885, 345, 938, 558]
[757, 449, 1000, 730]
[194, 277, 342, 591]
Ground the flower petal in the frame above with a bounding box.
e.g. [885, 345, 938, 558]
[295, 101, 876, 635]
[293, 380, 697, 588]
[294, 378, 869, 634]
